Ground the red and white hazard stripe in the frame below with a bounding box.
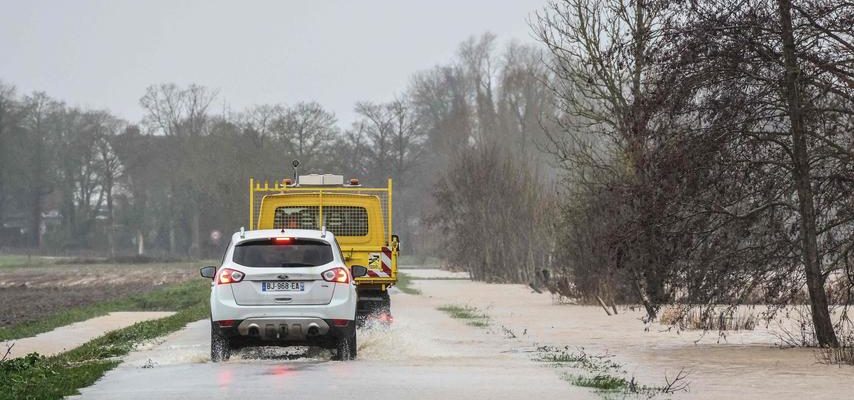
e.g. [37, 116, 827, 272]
[366, 247, 394, 278]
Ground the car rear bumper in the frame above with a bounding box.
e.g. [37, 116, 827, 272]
[214, 318, 354, 348]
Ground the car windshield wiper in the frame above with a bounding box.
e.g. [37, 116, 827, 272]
[279, 262, 314, 267]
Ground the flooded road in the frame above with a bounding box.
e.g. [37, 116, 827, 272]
[72, 272, 590, 400]
[73, 269, 853, 399]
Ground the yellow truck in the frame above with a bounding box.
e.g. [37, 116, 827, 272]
[248, 170, 399, 320]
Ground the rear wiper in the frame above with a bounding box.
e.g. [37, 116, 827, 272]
[279, 262, 313, 267]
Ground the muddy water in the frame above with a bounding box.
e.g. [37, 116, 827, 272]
[414, 278, 854, 399]
[399, 268, 470, 279]
[70, 271, 854, 399]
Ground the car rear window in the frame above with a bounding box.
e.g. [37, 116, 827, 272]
[273, 206, 369, 237]
[232, 239, 333, 268]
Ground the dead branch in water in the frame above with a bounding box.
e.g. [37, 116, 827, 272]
[2, 342, 14, 362]
[596, 296, 613, 316]
[661, 368, 691, 394]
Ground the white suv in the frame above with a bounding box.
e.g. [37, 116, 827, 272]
[200, 229, 368, 362]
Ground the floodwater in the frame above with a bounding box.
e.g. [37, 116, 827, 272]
[417, 279, 854, 399]
[72, 270, 853, 399]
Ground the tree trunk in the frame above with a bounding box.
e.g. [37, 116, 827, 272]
[168, 184, 176, 255]
[137, 229, 145, 256]
[0, 110, 5, 229]
[29, 189, 42, 248]
[169, 223, 176, 255]
[0, 179, 5, 230]
[106, 182, 115, 258]
[189, 206, 200, 259]
[777, 0, 839, 347]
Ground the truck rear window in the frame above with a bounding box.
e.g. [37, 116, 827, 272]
[274, 206, 368, 237]
[232, 239, 333, 267]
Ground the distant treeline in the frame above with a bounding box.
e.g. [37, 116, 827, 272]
[0, 34, 555, 268]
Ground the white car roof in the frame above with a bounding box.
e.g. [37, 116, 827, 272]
[231, 229, 335, 244]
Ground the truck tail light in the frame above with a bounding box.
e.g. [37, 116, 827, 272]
[217, 268, 245, 285]
[322, 267, 350, 284]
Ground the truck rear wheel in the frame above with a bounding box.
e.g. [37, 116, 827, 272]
[380, 292, 391, 314]
[356, 290, 391, 326]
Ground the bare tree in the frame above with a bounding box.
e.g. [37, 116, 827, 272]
[281, 102, 338, 162]
[535, 0, 676, 318]
[139, 83, 218, 257]
[497, 42, 554, 161]
[19, 92, 62, 248]
[351, 99, 425, 184]
[139, 83, 218, 137]
[430, 145, 556, 283]
[658, 0, 854, 347]
[0, 82, 17, 228]
[238, 103, 286, 146]
[93, 113, 125, 257]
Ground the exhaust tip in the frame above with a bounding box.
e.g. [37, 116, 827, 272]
[307, 324, 320, 337]
[247, 324, 260, 337]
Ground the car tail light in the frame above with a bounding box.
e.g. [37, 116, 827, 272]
[322, 267, 350, 284]
[217, 320, 235, 328]
[331, 319, 350, 327]
[217, 268, 244, 285]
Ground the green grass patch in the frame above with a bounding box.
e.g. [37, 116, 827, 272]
[395, 272, 421, 295]
[538, 350, 587, 363]
[466, 319, 490, 328]
[0, 285, 209, 400]
[0, 254, 54, 268]
[566, 374, 628, 391]
[535, 346, 624, 373]
[437, 304, 490, 327]
[0, 279, 210, 341]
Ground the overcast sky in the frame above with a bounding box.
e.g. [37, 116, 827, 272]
[0, 0, 548, 126]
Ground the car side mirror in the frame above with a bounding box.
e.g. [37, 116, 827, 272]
[351, 265, 368, 278]
[200, 266, 217, 279]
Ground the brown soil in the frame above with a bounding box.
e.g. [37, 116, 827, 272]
[0, 263, 198, 327]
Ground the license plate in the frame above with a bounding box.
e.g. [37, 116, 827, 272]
[261, 281, 305, 292]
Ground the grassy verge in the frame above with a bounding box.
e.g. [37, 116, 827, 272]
[437, 304, 490, 327]
[0, 280, 209, 400]
[0, 279, 209, 341]
[395, 272, 421, 295]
